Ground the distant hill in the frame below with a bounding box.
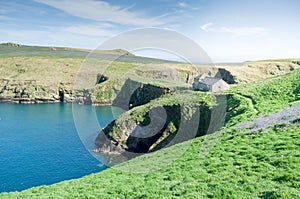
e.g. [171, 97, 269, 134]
[0, 42, 136, 58]
[0, 43, 299, 105]
[0, 42, 23, 47]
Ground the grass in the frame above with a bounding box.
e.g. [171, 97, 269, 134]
[0, 57, 83, 88]
[216, 61, 300, 84]
[0, 43, 135, 58]
[249, 58, 300, 63]
[229, 69, 300, 114]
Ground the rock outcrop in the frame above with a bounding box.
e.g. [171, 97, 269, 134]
[94, 93, 227, 162]
[0, 79, 96, 104]
[112, 78, 176, 110]
[0, 77, 180, 107]
[0, 42, 23, 47]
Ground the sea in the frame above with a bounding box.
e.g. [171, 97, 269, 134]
[0, 103, 121, 193]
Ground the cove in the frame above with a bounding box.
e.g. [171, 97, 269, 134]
[0, 103, 119, 193]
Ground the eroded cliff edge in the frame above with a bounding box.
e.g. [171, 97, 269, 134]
[94, 91, 229, 163]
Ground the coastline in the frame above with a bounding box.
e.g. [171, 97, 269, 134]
[0, 97, 113, 106]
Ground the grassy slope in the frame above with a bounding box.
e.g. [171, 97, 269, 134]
[1, 70, 299, 198]
[217, 61, 300, 83]
[0, 44, 137, 87]
[225, 69, 300, 127]
[0, 45, 195, 101]
[0, 57, 83, 88]
[0, 43, 134, 58]
[1, 44, 299, 102]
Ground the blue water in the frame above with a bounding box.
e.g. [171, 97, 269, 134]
[0, 103, 118, 193]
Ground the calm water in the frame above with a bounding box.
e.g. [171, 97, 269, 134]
[0, 103, 119, 193]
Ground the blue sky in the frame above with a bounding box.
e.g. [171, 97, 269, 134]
[1, 0, 300, 62]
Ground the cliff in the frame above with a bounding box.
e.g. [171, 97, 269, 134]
[94, 68, 300, 163]
[0, 79, 96, 104]
[94, 91, 227, 163]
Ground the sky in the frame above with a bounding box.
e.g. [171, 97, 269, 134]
[0, 0, 300, 62]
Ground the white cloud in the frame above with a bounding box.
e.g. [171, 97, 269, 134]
[177, 2, 188, 8]
[34, 0, 174, 26]
[62, 24, 115, 37]
[200, 22, 214, 31]
[176, 1, 200, 11]
[200, 23, 268, 37]
[221, 27, 268, 37]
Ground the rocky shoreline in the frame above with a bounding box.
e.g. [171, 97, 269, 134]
[0, 97, 58, 104]
[0, 78, 114, 106]
[0, 77, 174, 106]
[0, 96, 113, 106]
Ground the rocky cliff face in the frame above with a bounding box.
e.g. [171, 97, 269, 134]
[94, 93, 226, 161]
[112, 78, 176, 110]
[0, 77, 179, 107]
[0, 79, 95, 104]
[217, 68, 237, 84]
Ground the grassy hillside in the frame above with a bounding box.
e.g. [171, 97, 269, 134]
[216, 61, 300, 83]
[1, 44, 299, 105]
[1, 69, 299, 198]
[225, 69, 300, 126]
[0, 44, 172, 88]
[0, 44, 196, 104]
[0, 42, 134, 58]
